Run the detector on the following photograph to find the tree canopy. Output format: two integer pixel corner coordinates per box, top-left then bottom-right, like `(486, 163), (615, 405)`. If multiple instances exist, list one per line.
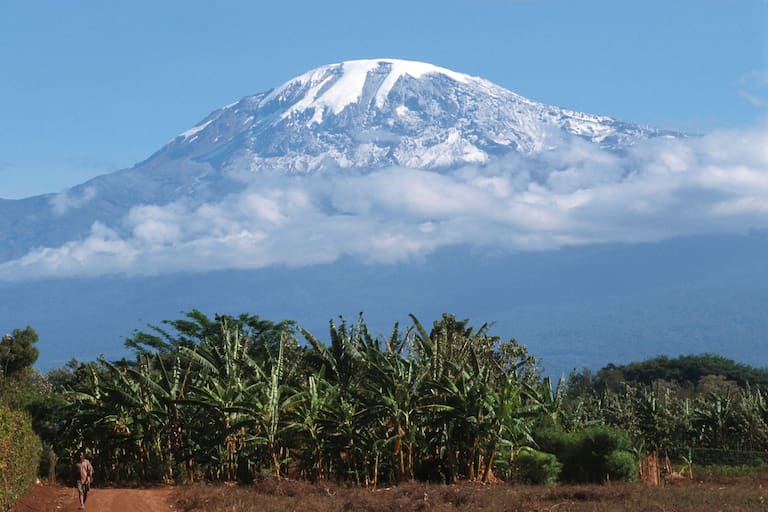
(590, 354), (768, 392)
(0, 326), (39, 378)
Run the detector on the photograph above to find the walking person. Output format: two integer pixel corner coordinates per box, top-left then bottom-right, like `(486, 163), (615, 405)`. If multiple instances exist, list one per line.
(74, 451), (94, 509)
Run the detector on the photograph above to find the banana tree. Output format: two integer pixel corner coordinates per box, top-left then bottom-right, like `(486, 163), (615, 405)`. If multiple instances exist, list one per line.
(124, 353), (194, 481)
(177, 322), (264, 481)
(358, 324), (427, 482)
(284, 373), (332, 480)
(693, 391), (738, 449)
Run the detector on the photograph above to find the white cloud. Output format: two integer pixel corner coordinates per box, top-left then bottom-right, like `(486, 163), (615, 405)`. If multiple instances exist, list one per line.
(740, 70), (768, 108)
(49, 186), (97, 215)
(1, 124), (767, 280)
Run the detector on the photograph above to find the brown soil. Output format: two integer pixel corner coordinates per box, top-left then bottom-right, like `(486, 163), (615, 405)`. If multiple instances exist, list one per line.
(15, 482), (176, 512)
(17, 474), (768, 512)
(174, 476), (768, 512)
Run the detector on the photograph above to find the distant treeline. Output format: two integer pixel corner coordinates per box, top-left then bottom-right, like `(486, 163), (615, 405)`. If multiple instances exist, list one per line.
(569, 353), (768, 397)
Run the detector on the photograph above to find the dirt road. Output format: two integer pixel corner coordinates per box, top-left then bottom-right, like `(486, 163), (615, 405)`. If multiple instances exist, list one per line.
(17, 483), (177, 512)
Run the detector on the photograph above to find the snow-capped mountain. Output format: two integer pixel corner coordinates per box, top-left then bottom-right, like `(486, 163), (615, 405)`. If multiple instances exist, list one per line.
(0, 58), (675, 262)
(156, 58), (670, 176)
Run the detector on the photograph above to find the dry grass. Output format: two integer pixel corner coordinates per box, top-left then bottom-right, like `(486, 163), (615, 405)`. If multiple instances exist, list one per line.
(173, 473), (768, 512)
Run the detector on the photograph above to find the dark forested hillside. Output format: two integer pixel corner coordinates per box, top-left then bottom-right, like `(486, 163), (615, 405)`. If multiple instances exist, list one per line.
(574, 354), (768, 394)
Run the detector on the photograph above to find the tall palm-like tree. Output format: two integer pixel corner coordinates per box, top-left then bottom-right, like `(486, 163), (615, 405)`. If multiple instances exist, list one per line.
(358, 324), (426, 482)
(178, 321), (264, 480)
(694, 391), (738, 449)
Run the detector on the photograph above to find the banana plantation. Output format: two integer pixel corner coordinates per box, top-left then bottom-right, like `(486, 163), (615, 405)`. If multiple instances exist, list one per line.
(19, 311), (768, 486)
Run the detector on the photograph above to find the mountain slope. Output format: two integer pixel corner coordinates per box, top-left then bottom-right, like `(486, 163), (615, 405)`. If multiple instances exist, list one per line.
(4, 234), (766, 377)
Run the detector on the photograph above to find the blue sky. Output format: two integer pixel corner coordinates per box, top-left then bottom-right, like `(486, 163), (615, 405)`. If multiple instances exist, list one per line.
(1, 0), (766, 199)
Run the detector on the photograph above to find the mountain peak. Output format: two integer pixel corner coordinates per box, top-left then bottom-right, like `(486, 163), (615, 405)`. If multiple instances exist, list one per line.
(164, 58), (673, 177)
(262, 59), (475, 124)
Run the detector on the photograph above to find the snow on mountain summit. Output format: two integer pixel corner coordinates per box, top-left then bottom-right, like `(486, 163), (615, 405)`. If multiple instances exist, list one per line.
(162, 58), (673, 176)
(263, 59), (474, 124)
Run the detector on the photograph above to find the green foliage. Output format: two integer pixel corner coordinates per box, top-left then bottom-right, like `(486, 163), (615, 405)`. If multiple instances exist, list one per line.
(536, 426), (636, 483)
(0, 404), (42, 511)
(125, 310), (297, 371)
(512, 448), (561, 485)
(605, 450), (638, 482)
(51, 311), (552, 485)
(33, 310), (768, 488)
(0, 369), (50, 411)
(0, 327), (39, 378)
(595, 354), (768, 391)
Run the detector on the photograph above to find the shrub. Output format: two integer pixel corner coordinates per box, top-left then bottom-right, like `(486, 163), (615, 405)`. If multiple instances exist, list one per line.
(0, 403), (41, 511)
(535, 426), (637, 484)
(606, 450), (638, 482)
(513, 449), (561, 485)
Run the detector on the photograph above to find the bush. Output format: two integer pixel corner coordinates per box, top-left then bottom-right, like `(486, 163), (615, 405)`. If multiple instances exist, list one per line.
(606, 450), (638, 482)
(0, 403), (41, 511)
(535, 426), (637, 484)
(513, 449), (561, 485)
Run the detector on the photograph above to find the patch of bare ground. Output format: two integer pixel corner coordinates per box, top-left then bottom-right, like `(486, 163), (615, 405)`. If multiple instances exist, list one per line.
(173, 473), (768, 512)
(14, 481), (70, 512)
(15, 482), (176, 512)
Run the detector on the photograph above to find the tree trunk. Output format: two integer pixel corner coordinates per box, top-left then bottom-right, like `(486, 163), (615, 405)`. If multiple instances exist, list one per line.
(640, 451), (660, 486)
(482, 447), (496, 483)
(273, 449), (281, 480)
(47, 448), (58, 484)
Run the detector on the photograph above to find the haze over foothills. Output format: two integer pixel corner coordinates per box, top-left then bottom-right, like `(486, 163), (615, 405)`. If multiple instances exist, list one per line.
(0, 1), (767, 375)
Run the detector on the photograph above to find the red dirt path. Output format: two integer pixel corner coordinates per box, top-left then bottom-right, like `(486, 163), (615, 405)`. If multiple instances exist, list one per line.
(15, 483), (176, 512)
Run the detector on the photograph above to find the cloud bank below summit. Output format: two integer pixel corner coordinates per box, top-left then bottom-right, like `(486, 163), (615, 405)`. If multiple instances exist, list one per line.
(2, 125), (767, 281)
